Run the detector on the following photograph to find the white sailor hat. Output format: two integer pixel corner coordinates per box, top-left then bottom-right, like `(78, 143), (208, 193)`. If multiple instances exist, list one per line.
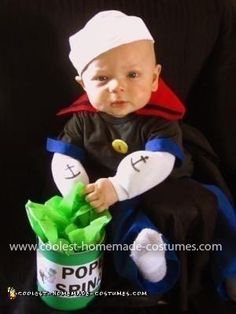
(69, 10), (154, 76)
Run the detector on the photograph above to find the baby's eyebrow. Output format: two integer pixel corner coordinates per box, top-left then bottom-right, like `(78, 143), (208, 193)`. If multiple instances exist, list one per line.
(90, 70), (108, 78)
(123, 63), (140, 69)
(93, 62), (110, 70)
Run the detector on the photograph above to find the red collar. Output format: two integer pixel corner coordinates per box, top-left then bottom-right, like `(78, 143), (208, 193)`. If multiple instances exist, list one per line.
(57, 78), (185, 121)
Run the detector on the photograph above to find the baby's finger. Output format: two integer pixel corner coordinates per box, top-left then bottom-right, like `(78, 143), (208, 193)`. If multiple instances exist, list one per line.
(85, 191), (99, 202)
(95, 205), (107, 213)
(85, 184), (95, 194)
(90, 199), (104, 209)
(91, 202), (107, 213)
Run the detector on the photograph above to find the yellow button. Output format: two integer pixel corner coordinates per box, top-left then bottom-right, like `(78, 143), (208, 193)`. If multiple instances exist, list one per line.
(112, 139), (128, 154)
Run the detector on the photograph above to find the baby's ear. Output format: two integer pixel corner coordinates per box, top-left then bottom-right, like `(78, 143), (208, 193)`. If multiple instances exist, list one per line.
(75, 76), (86, 90)
(152, 64), (162, 92)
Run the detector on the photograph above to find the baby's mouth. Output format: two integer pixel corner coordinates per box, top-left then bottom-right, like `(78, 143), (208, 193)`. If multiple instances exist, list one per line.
(111, 100), (127, 108)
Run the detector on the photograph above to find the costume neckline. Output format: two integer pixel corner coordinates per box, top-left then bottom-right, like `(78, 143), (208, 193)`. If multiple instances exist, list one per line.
(98, 112), (136, 124)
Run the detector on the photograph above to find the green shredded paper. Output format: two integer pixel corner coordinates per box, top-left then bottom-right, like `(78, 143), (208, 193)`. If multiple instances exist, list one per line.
(25, 182), (111, 254)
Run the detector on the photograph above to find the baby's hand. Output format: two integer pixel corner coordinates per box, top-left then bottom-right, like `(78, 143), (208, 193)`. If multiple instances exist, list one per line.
(85, 178), (118, 213)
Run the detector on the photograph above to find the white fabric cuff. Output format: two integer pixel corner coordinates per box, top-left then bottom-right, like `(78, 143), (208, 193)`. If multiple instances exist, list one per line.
(108, 176), (129, 201)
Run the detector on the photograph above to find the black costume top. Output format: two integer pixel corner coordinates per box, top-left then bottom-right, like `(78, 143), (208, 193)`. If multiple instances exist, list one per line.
(56, 111), (193, 182)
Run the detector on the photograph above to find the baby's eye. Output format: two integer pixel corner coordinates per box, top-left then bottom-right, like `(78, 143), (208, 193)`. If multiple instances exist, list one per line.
(96, 76), (108, 81)
(128, 71), (138, 79)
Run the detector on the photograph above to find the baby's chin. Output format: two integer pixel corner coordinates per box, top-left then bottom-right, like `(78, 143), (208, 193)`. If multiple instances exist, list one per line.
(107, 105), (139, 118)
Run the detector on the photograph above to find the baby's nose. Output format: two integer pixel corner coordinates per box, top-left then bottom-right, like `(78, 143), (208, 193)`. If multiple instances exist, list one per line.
(108, 78), (125, 92)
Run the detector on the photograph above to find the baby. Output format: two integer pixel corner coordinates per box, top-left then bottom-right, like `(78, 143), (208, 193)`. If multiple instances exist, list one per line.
(47, 10), (236, 302)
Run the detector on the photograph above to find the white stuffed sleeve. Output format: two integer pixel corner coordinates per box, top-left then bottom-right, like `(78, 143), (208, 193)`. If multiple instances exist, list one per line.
(109, 151), (175, 201)
(51, 152), (89, 196)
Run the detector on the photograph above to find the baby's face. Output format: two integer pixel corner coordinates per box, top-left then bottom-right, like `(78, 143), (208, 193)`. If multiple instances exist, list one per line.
(79, 40), (161, 118)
